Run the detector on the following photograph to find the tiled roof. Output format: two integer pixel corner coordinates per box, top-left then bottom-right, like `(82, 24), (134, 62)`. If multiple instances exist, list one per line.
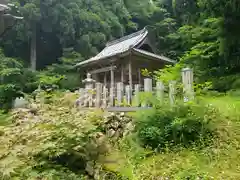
(75, 27), (175, 67)
(0, 4), (9, 12)
(132, 48), (176, 64)
(75, 28), (148, 67)
(0, 0), (8, 5)
(0, 0), (23, 19)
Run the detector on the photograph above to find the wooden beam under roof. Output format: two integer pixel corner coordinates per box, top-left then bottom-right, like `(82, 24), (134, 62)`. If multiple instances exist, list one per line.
(89, 65), (117, 74)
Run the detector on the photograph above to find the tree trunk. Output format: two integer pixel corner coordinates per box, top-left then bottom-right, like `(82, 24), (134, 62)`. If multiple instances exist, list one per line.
(0, 11), (5, 37)
(30, 24), (37, 71)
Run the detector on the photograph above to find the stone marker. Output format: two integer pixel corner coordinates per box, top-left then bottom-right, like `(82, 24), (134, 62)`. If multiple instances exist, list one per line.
(13, 97), (28, 109)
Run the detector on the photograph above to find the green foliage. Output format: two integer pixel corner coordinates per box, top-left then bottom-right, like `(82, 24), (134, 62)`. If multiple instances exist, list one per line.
(134, 101), (217, 149)
(1, 0), (239, 92)
(0, 84), (22, 110)
(211, 74), (240, 91)
(37, 72), (64, 89)
(0, 50), (23, 110)
(98, 95), (240, 179)
(2, 0), (140, 69)
(0, 91), (107, 179)
(154, 64), (182, 84)
(45, 49), (83, 91)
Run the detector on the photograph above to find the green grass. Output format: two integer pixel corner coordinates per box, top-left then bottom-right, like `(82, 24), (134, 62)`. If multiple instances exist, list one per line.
(101, 95), (240, 179)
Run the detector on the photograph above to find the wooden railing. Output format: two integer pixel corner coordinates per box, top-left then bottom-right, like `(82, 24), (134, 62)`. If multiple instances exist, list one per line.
(76, 68), (194, 109)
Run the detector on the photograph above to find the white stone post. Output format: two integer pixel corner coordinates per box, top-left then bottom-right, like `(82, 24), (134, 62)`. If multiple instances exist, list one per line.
(143, 78), (153, 107)
(181, 68), (194, 102)
(133, 84), (141, 107)
(144, 78), (153, 92)
(102, 86), (108, 108)
(156, 81), (165, 104)
(95, 83), (102, 108)
(77, 88), (85, 107)
(169, 81), (176, 106)
(125, 85), (132, 106)
(109, 87), (115, 107)
(116, 82), (124, 106)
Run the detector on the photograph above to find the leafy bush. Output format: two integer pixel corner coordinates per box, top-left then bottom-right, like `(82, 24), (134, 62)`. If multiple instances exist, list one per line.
(44, 49), (83, 91)
(0, 91), (108, 179)
(211, 74), (240, 92)
(20, 68), (39, 93)
(134, 101), (217, 149)
(58, 73), (82, 91)
(0, 84), (22, 111)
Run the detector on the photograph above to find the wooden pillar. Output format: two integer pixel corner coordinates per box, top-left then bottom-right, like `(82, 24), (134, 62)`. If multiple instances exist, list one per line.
(110, 66), (115, 106)
(104, 72), (107, 87)
(111, 66), (114, 89)
(92, 74), (98, 82)
(121, 64), (124, 83)
(128, 59), (132, 90)
(138, 68), (141, 85)
(95, 74), (99, 82)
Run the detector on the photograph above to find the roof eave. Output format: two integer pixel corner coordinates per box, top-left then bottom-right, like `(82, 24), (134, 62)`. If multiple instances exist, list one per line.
(75, 50), (131, 68)
(75, 28), (149, 68)
(132, 49), (176, 64)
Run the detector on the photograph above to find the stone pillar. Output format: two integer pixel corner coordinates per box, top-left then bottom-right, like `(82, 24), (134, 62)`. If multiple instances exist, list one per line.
(116, 82), (124, 106)
(169, 81), (176, 106)
(181, 68), (194, 102)
(143, 78), (153, 107)
(156, 81), (165, 104)
(102, 86), (108, 108)
(144, 78), (153, 92)
(125, 85), (131, 106)
(133, 84), (141, 107)
(95, 83), (102, 108)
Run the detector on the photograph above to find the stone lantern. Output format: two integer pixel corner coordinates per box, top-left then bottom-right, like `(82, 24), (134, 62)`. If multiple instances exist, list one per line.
(82, 73), (96, 107)
(181, 67), (194, 102)
(82, 73), (96, 90)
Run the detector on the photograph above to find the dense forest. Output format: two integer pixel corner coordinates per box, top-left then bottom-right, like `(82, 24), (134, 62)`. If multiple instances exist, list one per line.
(0, 0), (240, 179)
(1, 0), (240, 96)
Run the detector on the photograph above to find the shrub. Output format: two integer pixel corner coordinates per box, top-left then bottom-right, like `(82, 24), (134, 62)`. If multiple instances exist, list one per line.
(0, 92), (107, 179)
(0, 84), (22, 111)
(134, 101), (217, 150)
(59, 73), (82, 91)
(211, 74), (240, 92)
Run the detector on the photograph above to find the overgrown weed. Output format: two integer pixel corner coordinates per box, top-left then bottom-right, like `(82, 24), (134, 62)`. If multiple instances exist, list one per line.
(102, 95), (240, 179)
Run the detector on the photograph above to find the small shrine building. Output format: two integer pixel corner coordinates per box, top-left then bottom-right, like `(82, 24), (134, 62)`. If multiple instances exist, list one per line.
(75, 27), (176, 89)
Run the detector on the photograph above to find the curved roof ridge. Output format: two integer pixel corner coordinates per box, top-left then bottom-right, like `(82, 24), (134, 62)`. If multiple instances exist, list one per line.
(106, 27), (147, 47)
